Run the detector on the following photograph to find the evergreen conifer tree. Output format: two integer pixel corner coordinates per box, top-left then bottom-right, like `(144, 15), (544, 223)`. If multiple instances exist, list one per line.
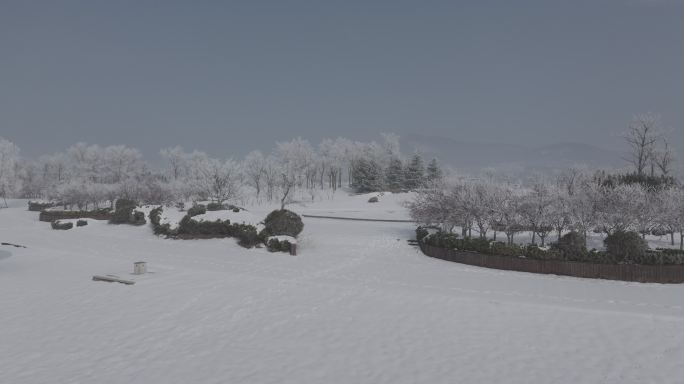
(426, 158), (443, 184)
(404, 153), (425, 190)
(385, 157), (405, 192)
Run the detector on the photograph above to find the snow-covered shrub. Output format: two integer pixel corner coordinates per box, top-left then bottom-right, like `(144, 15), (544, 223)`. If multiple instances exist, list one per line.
(76, 219), (88, 227)
(368, 196), (379, 203)
(149, 206), (163, 226)
(177, 216), (226, 236)
(261, 209), (304, 237)
(174, 215), (259, 247)
(187, 204), (207, 217)
(232, 223), (259, 248)
(51, 220), (73, 230)
(267, 237), (293, 253)
(604, 231), (648, 263)
(149, 206), (172, 236)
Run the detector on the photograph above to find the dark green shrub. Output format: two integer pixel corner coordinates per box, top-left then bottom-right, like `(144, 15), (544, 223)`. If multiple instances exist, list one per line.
(262, 209), (304, 237)
(635, 249), (684, 265)
(424, 232), (460, 249)
(523, 245), (561, 260)
(206, 202), (226, 211)
(51, 220), (73, 230)
(29, 201), (56, 212)
(458, 237), (491, 254)
(368, 196), (379, 203)
(149, 206), (173, 236)
(267, 237), (293, 253)
(178, 216), (228, 236)
(604, 231), (648, 263)
(131, 210), (146, 226)
(149, 206), (163, 226)
(416, 227), (430, 242)
(232, 207), (240, 213)
(231, 223), (259, 248)
(110, 199), (137, 224)
(187, 204), (207, 217)
(551, 231), (587, 260)
(491, 242), (523, 257)
(76, 220), (88, 227)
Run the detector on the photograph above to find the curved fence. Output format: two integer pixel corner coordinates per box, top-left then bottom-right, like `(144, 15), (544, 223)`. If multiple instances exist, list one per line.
(419, 243), (684, 284)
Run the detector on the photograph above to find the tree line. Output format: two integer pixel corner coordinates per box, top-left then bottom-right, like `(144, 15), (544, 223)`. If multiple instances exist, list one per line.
(0, 133), (441, 209)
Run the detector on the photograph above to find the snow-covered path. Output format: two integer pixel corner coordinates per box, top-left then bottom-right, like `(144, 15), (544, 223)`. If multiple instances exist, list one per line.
(2, 203), (684, 383)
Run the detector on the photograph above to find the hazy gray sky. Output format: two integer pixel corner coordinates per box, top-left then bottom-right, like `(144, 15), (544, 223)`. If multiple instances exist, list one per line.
(2, 0), (683, 159)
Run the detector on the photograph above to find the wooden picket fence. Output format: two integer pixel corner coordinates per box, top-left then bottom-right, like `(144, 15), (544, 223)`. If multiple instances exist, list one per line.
(420, 243), (684, 284)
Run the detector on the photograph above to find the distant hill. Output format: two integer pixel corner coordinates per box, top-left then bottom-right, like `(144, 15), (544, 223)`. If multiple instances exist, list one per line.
(401, 134), (625, 175)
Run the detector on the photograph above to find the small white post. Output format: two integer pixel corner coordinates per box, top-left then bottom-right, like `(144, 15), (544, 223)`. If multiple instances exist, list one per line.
(133, 262), (147, 275)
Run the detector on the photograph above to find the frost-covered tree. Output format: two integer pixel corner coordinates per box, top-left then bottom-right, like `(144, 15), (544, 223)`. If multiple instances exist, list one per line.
(496, 186), (526, 245)
(470, 182), (497, 239)
(596, 184), (641, 235)
(194, 157), (241, 205)
(549, 186), (572, 242)
(0, 138), (20, 206)
(519, 180), (553, 245)
(243, 150), (266, 202)
(160, 146), (187, 180)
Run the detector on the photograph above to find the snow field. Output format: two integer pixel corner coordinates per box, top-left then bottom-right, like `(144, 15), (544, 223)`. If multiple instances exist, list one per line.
(1, 195), (684, 383)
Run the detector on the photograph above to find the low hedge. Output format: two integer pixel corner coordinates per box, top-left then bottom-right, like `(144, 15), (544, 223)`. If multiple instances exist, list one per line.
(187, 204), (207, 217)
(76, 220), (88, 227)
(149, 206), (172, 236)
(148, 206), (260, 248)
(28, 201), (57, 212)
(206, 202), (226, 211)
(417, 227), (684, 265)
(39, 209), (112, 222)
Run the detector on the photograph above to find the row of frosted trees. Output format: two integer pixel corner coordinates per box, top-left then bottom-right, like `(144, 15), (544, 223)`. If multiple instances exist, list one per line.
(408, 169), (684, 249)
(0, 134), (441, 209)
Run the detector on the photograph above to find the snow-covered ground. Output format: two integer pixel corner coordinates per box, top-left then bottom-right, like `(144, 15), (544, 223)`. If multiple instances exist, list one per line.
(2, 194), (684, 383)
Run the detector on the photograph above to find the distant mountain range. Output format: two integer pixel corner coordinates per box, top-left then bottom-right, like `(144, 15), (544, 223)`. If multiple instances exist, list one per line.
(401, 134), (626, 176)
